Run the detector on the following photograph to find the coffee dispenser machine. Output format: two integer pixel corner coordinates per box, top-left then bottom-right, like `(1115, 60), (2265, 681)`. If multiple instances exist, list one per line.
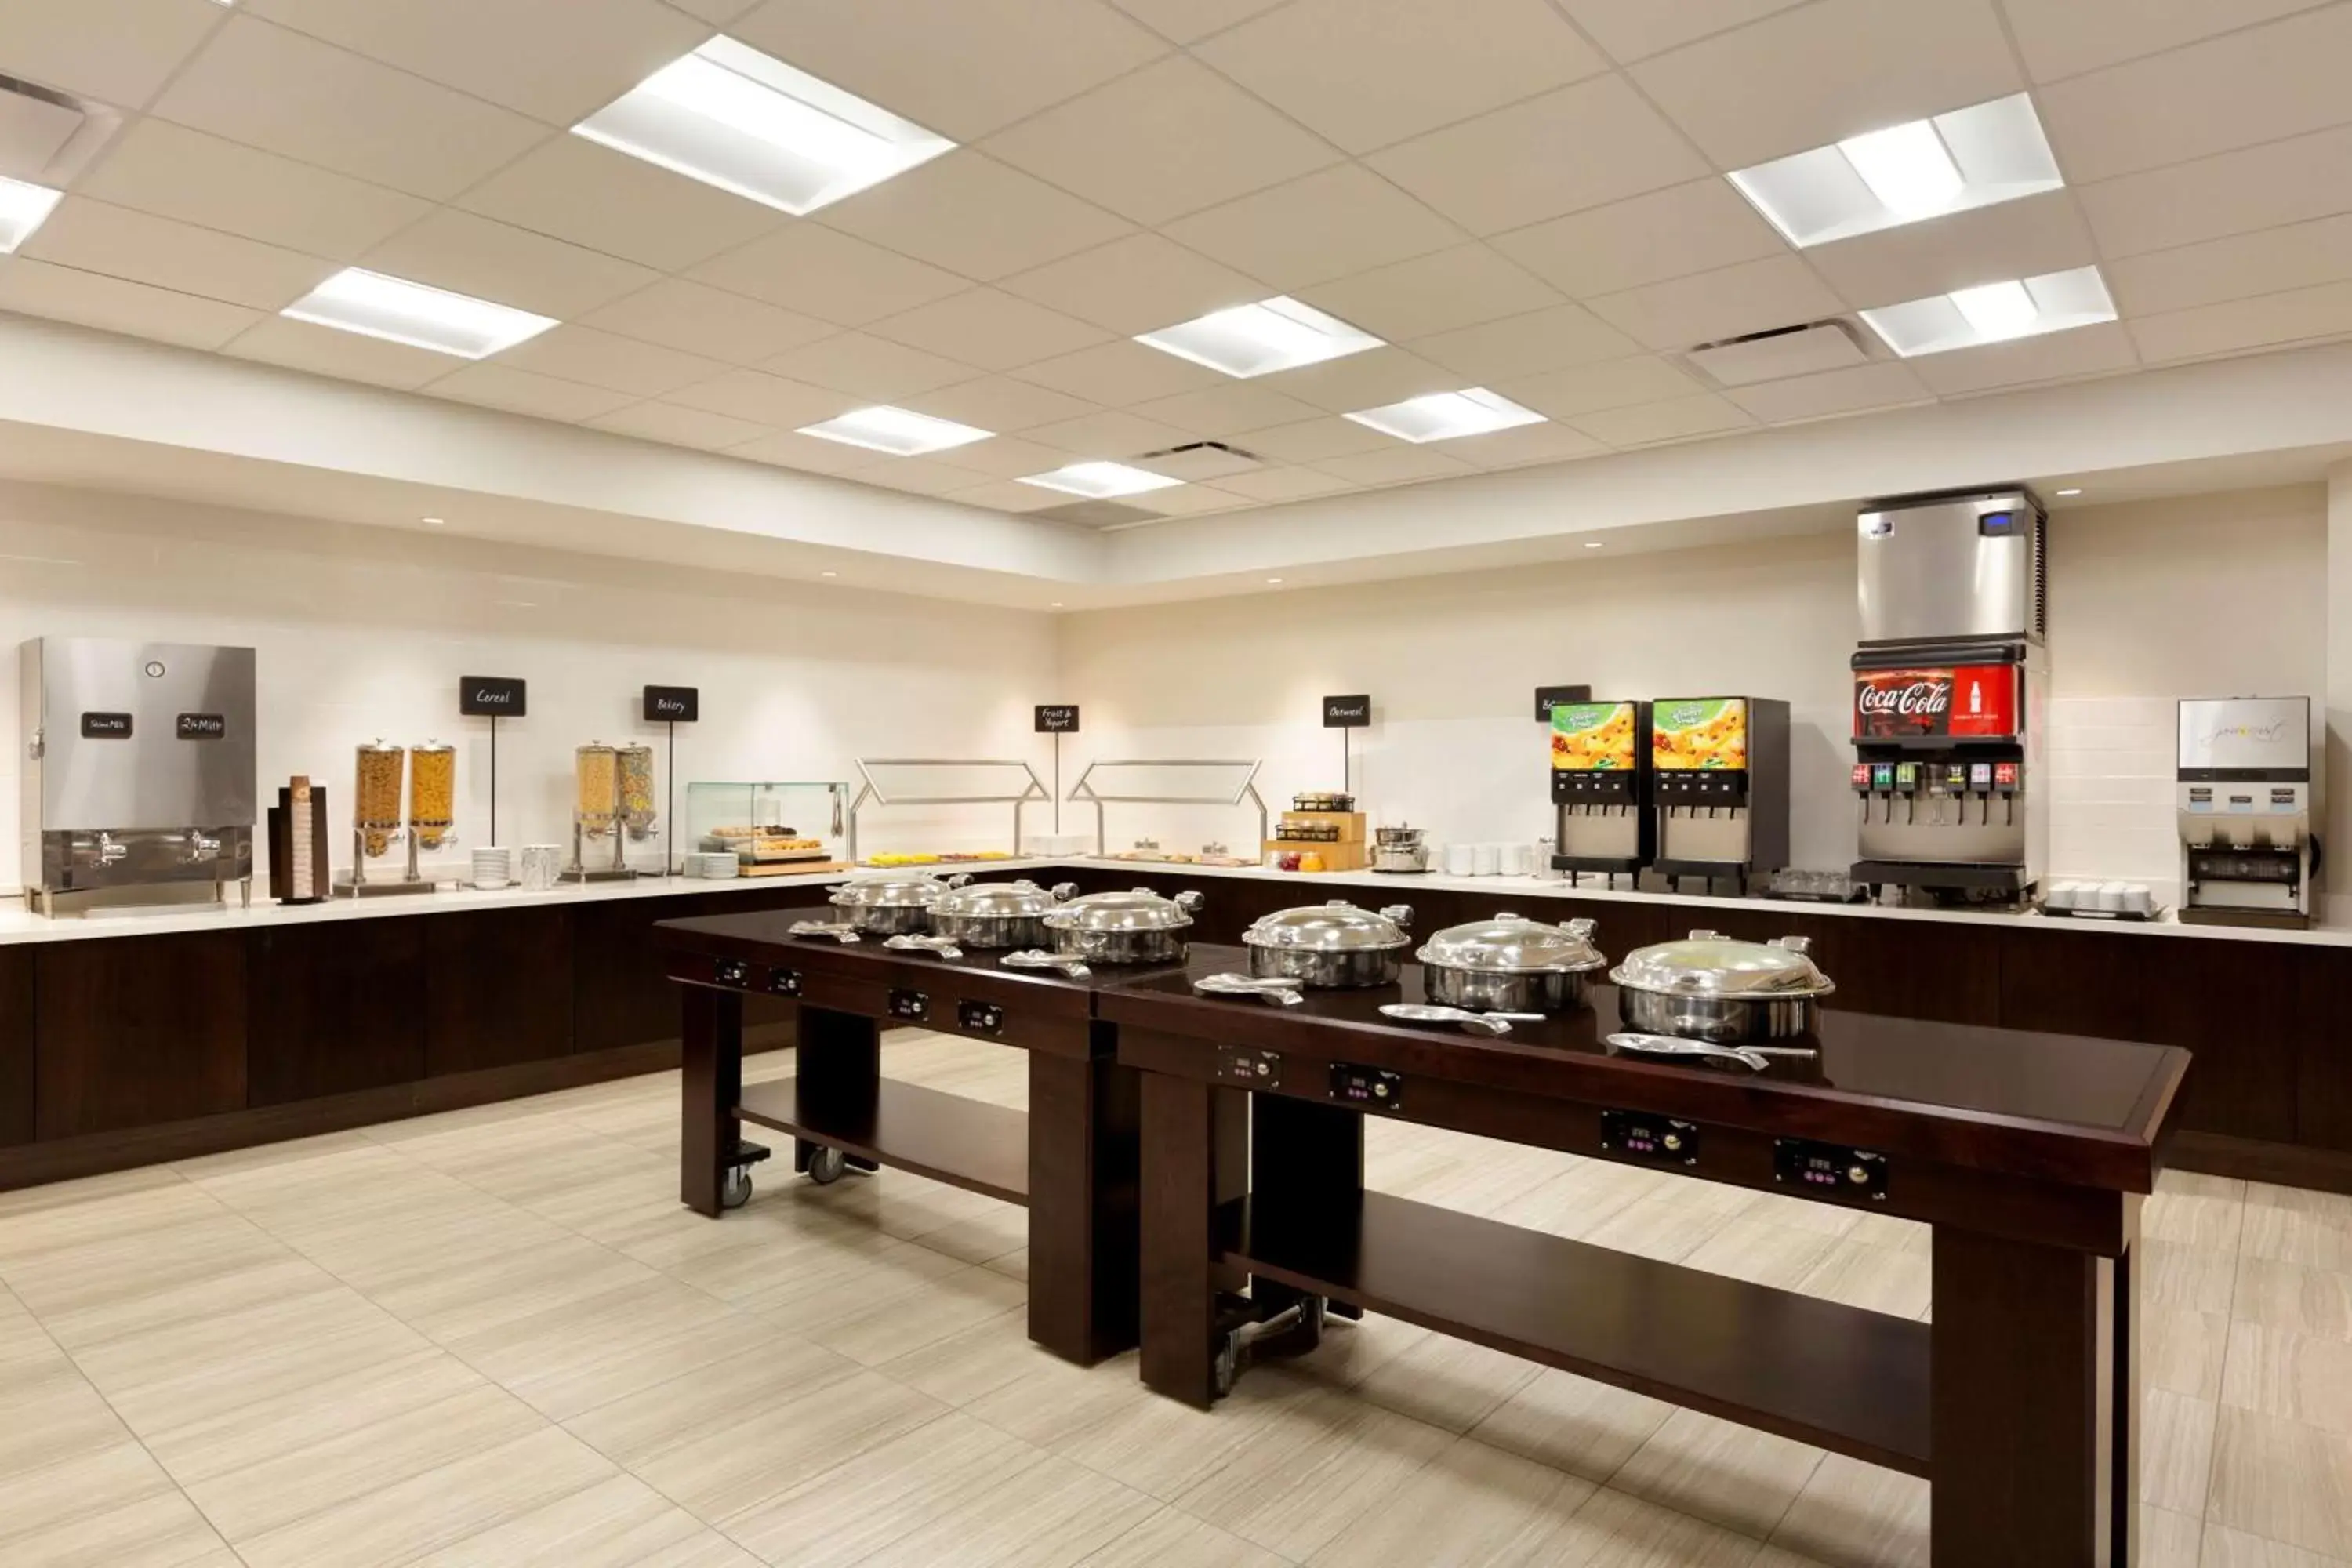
(1650, 696), (1790, 895)
(1848, 488), (2049, 904)
(2177, 696), (2316, 927)
(1548, 699), (1652, 886)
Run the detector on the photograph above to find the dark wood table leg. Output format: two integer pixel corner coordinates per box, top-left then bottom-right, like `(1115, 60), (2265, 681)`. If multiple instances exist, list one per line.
(793, 1005), (879, 1174)
(1139, 1071), (1247, 1407)
(1933, 1214), (2136, 1566)
(680, 985), (741, 1217)
(1027, 1031), (1141, 1365)
(1250, 1094), (1364, 1319)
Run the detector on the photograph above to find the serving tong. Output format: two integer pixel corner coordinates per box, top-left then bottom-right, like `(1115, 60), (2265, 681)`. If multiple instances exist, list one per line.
(1192, 972), (1305, 1007)
(787, 920), (861, 942)
(883, 934), (964, 960)
(1604, 1031), (1818, 1073)
(1378, 1002), (1548, 1036)
(1001, 949), (1092, 977)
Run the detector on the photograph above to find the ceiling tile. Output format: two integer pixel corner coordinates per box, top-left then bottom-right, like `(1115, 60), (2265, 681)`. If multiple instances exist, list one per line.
(582, 278), (838, 365)
(242, 0), (706, 126)
(1297, 244), (1561, 343)
(73, 120), (431, 261)
(865, 289), (1109, 372)
(668, 0), (759, 20)
(425, 362), (638, 422)
(1123, 481), (1247, 516)
(1105, 0), (1286, 44)
(1585, 256), (1843, 352)
(1628, 0), (2021, 167)
(898, 432), (1080, 478)
(898, 377), (1099, 434)
(0, 0), (226, 107)
(1022, 408), (1198, 458)
(726, 429), (882, 473)
(362, 209), (658, 319)
(1440, 420), (1606, 468)
(849, 456), (1003, 497)
(818, 152), (1134, 283)
(1194, 0), (1605, 155)
(1229, 415), (1396, 462)
(0, 258), (259, 350)
(1251, 347), (1463, 414)
(2075, 123), (2352, 259)
(2106, 214), (2352, 318)
(1011, 339), (1229, 404)
(939, 477), (1069, 512)
(1556, 0), (1807, 64)
(729, 0), (1167, 142)
(1410, 303), (1642, 381)
(998, 234), (1265, 336)
(1312, 445), (1474, 485)
(151, 16), (549, 201)
(1571, 392), (1755, 447)
(493, 324), (730, 397)
(690, 225), (971, 326)
(758, 332), (975, 401)
(666, 367), (860, 426)
(1211, 464), (1358, 501)
(1161, 164), (1464, 292)
(2000, 0), (2328, 84)
(1492, 179), (1785, 301)
(1722, 361), (1929, 423)
(1494, 354), (1707, 418)
(2128, 281), (2352, 365)
(456, 137), (786, 274)
(222, 315), (457, 387)
(1806, 191), (2098, 310)
(2036, 5), (2352, 185)
(586, 399), (774, 449)
(1907, 320), (2139, 394)
(1128, 383), (1327, 436)
(20, 198), (334, 311)
(983, 55), (1342, 227)
(1365, 75), (1708, 236)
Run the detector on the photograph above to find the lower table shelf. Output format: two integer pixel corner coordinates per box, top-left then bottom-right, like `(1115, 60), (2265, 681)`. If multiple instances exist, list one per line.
(1225, 1190), (1931, 1477)
(738, 1077), (1029, 1207)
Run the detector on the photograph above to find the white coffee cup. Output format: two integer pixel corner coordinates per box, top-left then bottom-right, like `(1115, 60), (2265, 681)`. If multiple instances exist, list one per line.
(1473, 843), (1501, 877)
(1443, 843), (1475, 877)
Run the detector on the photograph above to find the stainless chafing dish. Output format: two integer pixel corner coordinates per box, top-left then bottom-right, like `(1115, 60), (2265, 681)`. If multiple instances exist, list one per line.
(827, 871), (967, 935)
(927, 878), (1076, 949)
(1417, 913), (1606, 1013)
(1243, 900), (1414, 989)
(1607, 930), (1834, 1042)
(1041, 887), (1203, 964)
(1370, 823), (1430, 874)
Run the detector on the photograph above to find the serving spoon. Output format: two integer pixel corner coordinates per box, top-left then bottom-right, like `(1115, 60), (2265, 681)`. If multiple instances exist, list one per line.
(1603, 1032), (1818, 1072)
(1379, 1002), (1547, 1036)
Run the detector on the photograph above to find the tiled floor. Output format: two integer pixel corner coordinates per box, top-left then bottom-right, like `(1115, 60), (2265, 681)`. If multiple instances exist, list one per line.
(0, 1031), (2346, 1566)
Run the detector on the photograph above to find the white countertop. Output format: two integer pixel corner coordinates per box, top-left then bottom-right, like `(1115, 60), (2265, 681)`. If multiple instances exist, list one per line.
(2, 855), (2347, 949)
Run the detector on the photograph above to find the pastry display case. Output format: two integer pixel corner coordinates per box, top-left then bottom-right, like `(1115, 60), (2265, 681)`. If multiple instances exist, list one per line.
(684, 780), (850, 877)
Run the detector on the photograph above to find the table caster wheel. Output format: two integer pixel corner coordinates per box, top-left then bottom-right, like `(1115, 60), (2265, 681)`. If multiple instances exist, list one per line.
(720, 1167), (753, 1210)
(806, 1146), (848, 1185)
(1212, 1329), (1240, 1399)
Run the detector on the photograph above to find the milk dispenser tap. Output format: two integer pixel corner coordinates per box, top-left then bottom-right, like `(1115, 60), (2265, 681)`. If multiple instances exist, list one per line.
(2177, 696), (2317, 927)
(1548, 700), (1653, 887)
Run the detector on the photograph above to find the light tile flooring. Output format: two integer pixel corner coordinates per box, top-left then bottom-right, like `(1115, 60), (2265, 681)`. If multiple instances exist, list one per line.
(0, 1031), (2347, 1566)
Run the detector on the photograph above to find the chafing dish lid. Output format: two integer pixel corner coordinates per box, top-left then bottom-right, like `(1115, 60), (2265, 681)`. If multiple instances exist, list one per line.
(1243, 900), (1414, 952)
(1042, 887), (1200, 932)
(932, 879), (1069, 918)
(829, 873), (956, 910)
(1607, 930), (1835, 999)
(1417, 913), (1604, 975)
(1374, 823), (1425, 845)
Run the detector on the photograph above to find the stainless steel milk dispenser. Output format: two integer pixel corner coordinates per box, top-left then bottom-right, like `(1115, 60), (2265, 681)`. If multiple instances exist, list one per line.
(2177, 696), (2315, 927)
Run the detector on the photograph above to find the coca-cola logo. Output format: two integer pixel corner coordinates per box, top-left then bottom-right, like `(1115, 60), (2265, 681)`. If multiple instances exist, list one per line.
(1857, 680), (1951, 717)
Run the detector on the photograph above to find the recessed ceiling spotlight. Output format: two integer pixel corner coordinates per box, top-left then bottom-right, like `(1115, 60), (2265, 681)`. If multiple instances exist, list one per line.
(282, 268), (556, 358)
(1050, 601), (1063, 608)
(1136, 296), (1381, 379)
(574, 36), (953, 216)
(2055, 488), (2083, 497)
(420, 516), (445, 526)
(0, 176), (64, 254)
(821, 570), (837, 577)
(1265, 577), (1283, 584)
(1344, 387), (1544, 444)
(1584, 540), (1604, 549)
(1016, 461), (1181, 499)
(797, 405), (992, 456)
(1727, 93), (2063, 249)
(1859, 266), (2116, 358)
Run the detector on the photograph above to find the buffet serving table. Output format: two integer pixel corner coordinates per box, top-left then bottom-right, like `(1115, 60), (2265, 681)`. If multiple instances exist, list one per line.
(1103, 947), (2188, 1568)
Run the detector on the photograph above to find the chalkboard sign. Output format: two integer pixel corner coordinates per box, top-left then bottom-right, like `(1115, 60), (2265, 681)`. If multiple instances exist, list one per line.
(176, 713), (227, 739)
(643, 685), (699, 723)
(1035, 704), (1080, 733)
(79, 711), (132, 739)
(459, 676), (526, 717)
(1322, 694), (1371, 728)
(1535, 684), (1594, 722)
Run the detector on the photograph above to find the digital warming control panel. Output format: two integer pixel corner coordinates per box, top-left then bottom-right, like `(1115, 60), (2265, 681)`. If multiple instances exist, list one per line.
(1329, 1062), (1403, 1112)
(1216, 1046), (1282, 1088)
(712, 956), (751, 988)
(886, 989), (930, 1023)
(766, 967), (803, 997)
(1600, 1110), (1699, 1167)
(1773, 1138), (1888, 1201)
(956, 1000), (1004, 1036)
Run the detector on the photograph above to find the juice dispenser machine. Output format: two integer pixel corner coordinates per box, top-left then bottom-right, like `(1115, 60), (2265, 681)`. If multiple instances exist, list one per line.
(1849, 487), (2048, 903)
(1650, 695), (1790, 895)
(1548, 699), (1651, 886)
(2177, 695), (2317, 927)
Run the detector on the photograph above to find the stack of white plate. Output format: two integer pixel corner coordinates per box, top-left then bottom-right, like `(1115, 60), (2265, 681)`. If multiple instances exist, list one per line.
(471, 846), (513, 890)
(687, 851), (739, 879)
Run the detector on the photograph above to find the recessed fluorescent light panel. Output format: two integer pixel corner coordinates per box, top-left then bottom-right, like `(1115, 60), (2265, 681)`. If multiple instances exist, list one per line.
(1135, 296), (1382, 379)
(797, 405), (991, 456)
(1344, 387), (1544, 444)
(574, 36), (953, 216)
(1859, 266), (2116, 358)
(281, 268), (556, 358)
(1017, 461), (1183, 499)
(0, 176), (62, 253)
(1728, 93), (2063, 249)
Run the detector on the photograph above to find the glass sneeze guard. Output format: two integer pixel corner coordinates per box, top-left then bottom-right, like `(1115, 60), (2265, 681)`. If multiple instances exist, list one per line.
(1067, 759), (1268, 857)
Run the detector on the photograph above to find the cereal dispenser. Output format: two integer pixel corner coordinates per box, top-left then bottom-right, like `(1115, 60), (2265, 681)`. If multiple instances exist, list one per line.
(409, 740), (456, 851)
(564, 742), (636, 882)
(341, 740), (433, 896)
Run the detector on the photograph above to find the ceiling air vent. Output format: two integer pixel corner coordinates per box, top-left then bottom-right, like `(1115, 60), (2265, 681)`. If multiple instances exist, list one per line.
(0, 72), (118, 185)
(1132, 440), (1265, 481)
(1686, 321), (1870, 387)
(1033, 499), (1167, 528)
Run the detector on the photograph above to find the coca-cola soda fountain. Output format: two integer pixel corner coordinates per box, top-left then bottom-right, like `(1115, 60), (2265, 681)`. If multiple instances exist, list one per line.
(1849, 488), (2049, 905)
